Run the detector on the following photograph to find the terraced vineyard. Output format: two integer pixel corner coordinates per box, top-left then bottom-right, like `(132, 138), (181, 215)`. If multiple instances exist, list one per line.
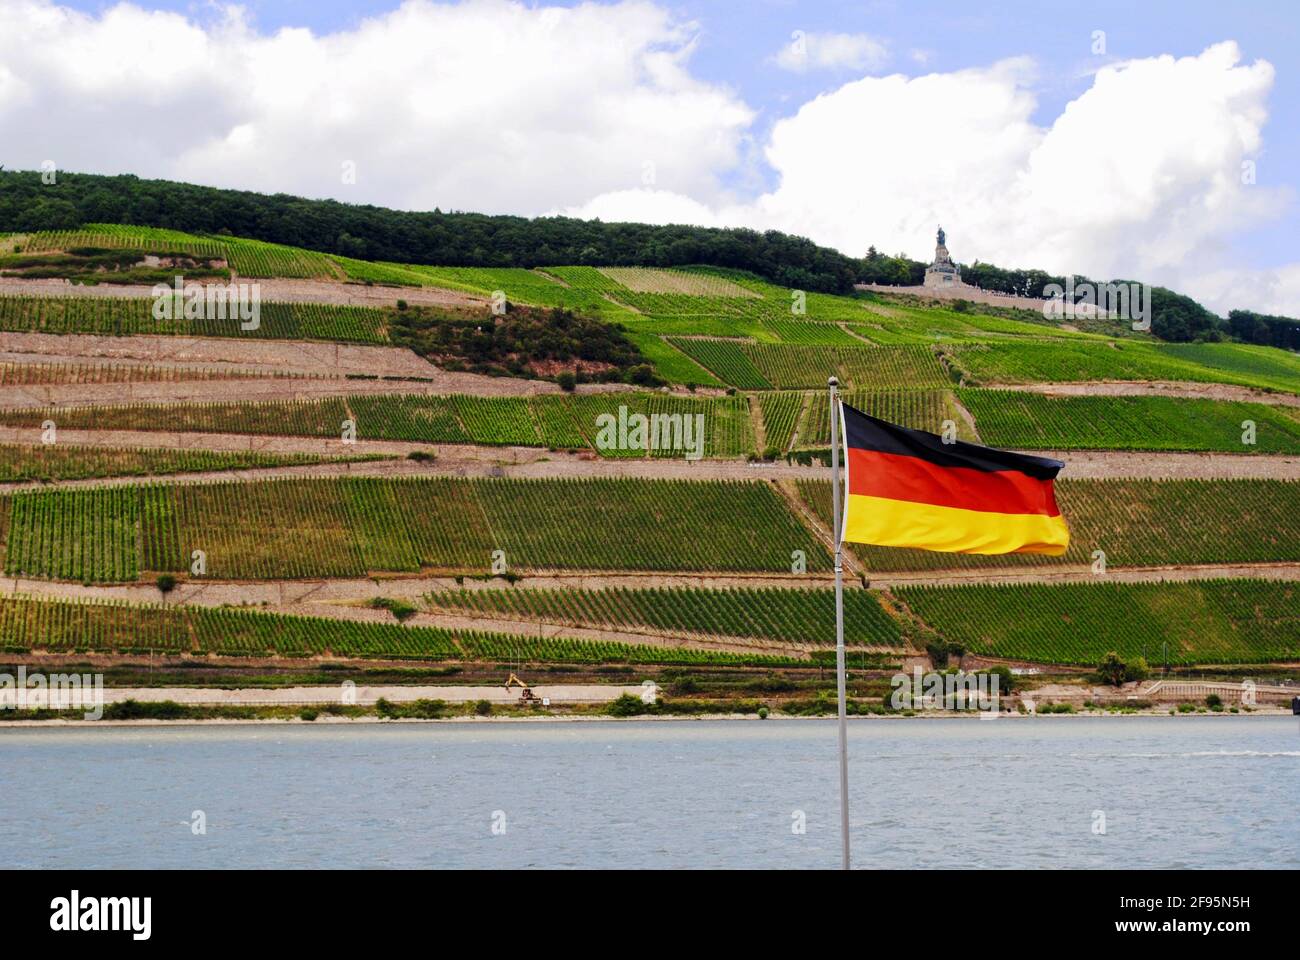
(4, 219), (1300, 673)
(597, 267), (761, 297)
(15, 226), (228, 259)
(950, 340), (1300, 393)
(797, 478), (1300, 571)
(899, 579), (1300, 665)
(960, 390), (1300, 453)
(800, 389), (974, 447)
(668, 340), (950, 389)
(0, 360), (289, 385)
(2, 476), (832, 581)
(425, 585), (910, 648)
(757, 392), (805, 451)
(0, 296), (386, 342)
(0, 391), (756, 457)
(0, 445), (371, 483)
(0, 593), (797, 665)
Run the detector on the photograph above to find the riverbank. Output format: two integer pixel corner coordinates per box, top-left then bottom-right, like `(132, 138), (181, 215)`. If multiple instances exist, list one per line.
(2, 705), (1290, 726)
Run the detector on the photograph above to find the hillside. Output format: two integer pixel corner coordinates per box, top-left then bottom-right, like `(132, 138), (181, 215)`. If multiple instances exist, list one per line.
(0, 219), (1295, 717)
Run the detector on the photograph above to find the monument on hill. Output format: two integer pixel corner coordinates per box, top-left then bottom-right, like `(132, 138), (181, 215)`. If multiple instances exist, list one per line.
(923, 225), (961, 289)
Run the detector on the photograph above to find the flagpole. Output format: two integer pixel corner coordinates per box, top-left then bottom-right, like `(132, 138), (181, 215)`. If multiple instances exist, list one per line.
(828, 375), (850, 870)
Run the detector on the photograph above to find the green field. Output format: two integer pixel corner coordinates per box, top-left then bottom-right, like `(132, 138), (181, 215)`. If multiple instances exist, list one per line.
(0, 593), (799, 665)
(424, 585), (910, 649)
(899, 579), (1300, 665)
(2, 476), (831, 582)
(959, 390), (1300, 453)
(797, 478), (1300, 572)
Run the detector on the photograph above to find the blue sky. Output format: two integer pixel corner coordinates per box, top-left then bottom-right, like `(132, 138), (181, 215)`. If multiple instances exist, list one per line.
(14, 0), (1300, 310)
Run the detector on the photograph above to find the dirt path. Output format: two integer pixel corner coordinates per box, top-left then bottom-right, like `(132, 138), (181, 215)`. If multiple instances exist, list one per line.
(1018, 449), (1300, 479)
(866, 561), (1300, 587)
(0, 277), (483, 309)
(0, 428), (1297, 491)
(992, 380), (1300, 407)
(8, 561), (1294, 617)
(5, 682), (644, 708)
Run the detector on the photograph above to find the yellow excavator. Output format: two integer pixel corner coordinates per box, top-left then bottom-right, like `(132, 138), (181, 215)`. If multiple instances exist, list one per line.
(505, 673), (541, 703)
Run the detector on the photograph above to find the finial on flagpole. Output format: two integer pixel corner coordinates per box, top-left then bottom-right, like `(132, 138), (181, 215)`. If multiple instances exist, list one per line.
(828, 375), (838, 387)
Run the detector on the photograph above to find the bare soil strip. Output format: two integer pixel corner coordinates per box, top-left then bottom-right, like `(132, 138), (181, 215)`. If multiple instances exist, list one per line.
(991, 380), (1300, 407)
(0, 277), (483, 308)
(1018, 449), (1300, 479)
(0, 331), (440, 377)
(7, 683), (643, 708)
(865, 562), (1300, 587)
(0, 428), (1295, 489)
(5, 562), (1296, 614)
(0, 370), (576, 408)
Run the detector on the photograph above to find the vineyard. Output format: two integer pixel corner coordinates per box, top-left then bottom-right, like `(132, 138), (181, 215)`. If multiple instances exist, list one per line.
(424, 585), (911, 649)
(800, 389), (975, 447)
(0, 296), (387, 342)
(960, 390), (1300, 453)
(898, 579), (1300, 665)
(797, 477), (1300, 572)
(1, 476), (832, 581)
(757, 392), (805, 451)
(597, 267), (761, 297)
(949, 340), (1300, 393)
(0, 391), (756, 457)
(0, 593), (799, 665)
(0, 444), (369, 483)
(0, 360), (292, 385)
(666, 340), (950, 389)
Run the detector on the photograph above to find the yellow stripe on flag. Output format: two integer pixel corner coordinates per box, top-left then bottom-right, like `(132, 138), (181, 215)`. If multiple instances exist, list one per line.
(843, 494), (1070, 556)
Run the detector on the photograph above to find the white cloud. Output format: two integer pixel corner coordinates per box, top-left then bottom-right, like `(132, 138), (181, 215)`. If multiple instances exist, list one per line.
(579, 42), (1293, 315)
(1182, 263), (1300, 317)
(772, 31), (888, 74)
(555, 188), (723, 226)
(0, 0), (753, 215)
(0, 2), (1292, 315)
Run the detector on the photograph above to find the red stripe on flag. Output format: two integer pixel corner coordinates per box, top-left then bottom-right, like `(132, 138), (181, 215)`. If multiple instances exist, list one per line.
(847, 447), (1061, 516)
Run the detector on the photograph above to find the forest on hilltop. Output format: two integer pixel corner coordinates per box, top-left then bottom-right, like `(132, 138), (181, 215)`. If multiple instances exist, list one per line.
(2, 169), (1295, 348)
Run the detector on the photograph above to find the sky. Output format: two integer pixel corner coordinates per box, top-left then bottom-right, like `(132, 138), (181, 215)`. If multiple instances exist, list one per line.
(1, 0), (1297, 315)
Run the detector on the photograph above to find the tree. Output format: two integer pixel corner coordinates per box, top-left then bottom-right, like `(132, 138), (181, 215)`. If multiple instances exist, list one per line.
(1098, 651), (1128, 686)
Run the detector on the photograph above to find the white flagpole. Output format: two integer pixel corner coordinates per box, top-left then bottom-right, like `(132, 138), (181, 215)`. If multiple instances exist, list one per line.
(828, 375), (850, 870)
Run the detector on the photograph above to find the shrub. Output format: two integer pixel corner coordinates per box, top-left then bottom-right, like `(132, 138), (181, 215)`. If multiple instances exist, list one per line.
(608, 693), (645, 717)
(473, 698), (492, 716)
(984, 665), (1015, 694)
(299, 708), (318, 721)
(156, 574), (177, 594)
(1125, 656), (1150, 682)
(103, 699), (187, 720)
(1206, 693), (1222, 708)
(396, 299), (408, 311)
(757, 706), (769, 719)
(556, 371), (577, 392)
(369, 597), (419, 622)
(407, 450), (436, 462)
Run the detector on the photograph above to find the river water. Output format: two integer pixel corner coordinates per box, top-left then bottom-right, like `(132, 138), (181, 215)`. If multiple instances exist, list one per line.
(2, 716), (1296, 869)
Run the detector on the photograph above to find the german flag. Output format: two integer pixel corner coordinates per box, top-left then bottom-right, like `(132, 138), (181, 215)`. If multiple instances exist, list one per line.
(839, 403), (1069, 556)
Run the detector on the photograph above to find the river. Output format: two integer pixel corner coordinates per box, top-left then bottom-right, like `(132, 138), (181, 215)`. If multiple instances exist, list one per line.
(2, 716), (1296, 868)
